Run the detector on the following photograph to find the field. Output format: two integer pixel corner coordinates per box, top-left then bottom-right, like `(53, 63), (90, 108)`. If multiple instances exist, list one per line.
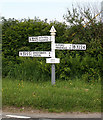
(2, 78), (101, 113)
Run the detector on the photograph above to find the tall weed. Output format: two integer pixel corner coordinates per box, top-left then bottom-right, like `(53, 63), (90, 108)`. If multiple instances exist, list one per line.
(7, 57), (51, 82)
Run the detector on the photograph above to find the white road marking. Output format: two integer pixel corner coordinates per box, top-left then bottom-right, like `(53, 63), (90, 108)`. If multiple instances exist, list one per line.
(39, 119), (53, 120)
(6, 115), (31, 119)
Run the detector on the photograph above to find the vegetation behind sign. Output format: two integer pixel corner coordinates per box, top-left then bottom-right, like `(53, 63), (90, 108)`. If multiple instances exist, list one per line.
(2, 6), (103, 82)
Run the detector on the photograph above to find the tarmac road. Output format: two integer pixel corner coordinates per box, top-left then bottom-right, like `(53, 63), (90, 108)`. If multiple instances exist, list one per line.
(1, 116), (103, 120)
(1, 112), (102, 120)
(1, 107), (102, 120)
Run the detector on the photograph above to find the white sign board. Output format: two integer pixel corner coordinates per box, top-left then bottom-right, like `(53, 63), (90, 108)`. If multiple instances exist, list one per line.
(55, 43), (72, 50)
(72, 44), (86, 50)
(29, 36), (52, 42)
(46, 58), (60, 63)
(19, 51), (52, 57)
(55, 43), (86, 50)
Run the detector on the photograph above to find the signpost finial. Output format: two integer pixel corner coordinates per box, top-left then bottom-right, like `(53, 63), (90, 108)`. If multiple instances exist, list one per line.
(50, 26), (56, 33)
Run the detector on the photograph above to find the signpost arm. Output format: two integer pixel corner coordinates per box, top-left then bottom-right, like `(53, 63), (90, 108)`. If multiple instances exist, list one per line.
(50, 26), (56, 85)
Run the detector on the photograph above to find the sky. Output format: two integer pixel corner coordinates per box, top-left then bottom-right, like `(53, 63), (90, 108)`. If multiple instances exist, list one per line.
(0, 0), (103, 23)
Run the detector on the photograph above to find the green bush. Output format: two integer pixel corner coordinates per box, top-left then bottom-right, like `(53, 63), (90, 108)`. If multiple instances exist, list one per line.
(2, 5), (103, 82)
(7, 57), (51, 82)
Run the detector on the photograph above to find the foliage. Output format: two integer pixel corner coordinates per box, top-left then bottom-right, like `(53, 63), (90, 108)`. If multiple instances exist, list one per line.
(2, 4), (103, 82)
(7, 57), (51, 82)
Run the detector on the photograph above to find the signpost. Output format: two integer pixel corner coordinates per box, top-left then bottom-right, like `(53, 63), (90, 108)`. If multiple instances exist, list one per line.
(19, 26), (86, 85)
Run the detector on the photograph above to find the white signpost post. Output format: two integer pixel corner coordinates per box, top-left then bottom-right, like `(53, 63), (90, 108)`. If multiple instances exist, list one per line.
(19, 26), (86, 85)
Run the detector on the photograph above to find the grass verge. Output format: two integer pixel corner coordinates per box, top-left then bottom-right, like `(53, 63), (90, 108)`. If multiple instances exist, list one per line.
(2, 78), (101, 113)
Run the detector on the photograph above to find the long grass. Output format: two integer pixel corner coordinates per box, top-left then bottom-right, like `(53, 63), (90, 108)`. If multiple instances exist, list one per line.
(2, 78), (101, 112)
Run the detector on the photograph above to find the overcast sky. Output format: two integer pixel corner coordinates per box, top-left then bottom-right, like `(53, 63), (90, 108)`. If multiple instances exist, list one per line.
(0, 0), (102, 23)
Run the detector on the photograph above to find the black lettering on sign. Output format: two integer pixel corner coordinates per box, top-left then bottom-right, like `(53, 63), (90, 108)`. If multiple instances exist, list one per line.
(72, 45), (76, 49)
